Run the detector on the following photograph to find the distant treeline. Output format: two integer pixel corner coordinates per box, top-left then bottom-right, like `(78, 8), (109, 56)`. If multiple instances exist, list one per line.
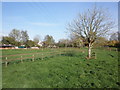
(1, 29), (120, 48)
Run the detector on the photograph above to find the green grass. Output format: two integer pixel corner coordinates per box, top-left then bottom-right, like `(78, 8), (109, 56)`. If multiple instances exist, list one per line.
(1, 48), (65, 63)
(2, 48), (119, 88)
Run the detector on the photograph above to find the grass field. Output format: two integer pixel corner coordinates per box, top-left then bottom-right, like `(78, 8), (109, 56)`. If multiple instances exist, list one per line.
(1, 47), (120, 88)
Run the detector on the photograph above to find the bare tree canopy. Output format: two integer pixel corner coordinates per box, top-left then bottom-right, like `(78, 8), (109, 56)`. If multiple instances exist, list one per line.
(9, 29), (21, 42)
(9, 29), (29, 44)
(20, 30), (29, 44)
(43, 35), (55, 46)
(33, 35), (41, 44)
(67, 6), (115, 58)
(110, 31), (119, 41)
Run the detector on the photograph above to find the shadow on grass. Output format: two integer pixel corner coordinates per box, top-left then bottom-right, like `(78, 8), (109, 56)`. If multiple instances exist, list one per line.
(61, 50), (86, 58)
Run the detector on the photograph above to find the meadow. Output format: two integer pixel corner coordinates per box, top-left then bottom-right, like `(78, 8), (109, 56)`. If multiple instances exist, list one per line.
(1, 47), (119, 88)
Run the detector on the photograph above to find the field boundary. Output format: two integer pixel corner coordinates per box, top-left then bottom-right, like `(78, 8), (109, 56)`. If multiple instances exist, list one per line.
(2, 50), (66, 67)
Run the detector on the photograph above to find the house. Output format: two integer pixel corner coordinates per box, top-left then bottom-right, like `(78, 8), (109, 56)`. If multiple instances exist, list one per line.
(31, 47), (39, 49)
(0, 44), (15, 49)
(47, 45), (57, 48)
(53, 45), (57, 48)
(38, 41), (43, 47)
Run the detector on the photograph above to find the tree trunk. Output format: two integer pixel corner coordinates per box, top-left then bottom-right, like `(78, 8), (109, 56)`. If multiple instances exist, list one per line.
(88, 43), (92, 59)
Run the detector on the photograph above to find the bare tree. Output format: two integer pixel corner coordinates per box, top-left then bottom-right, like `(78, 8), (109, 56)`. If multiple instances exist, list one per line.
(9, 29), (29, 45)
(33, 35), (41, 44)
(69, 33), (84, 47)
(110, 31), (119, 41)
(43, 35), (55, 46)
(20, 30), (29, 45)
(9, 29), (21, 42)
(67, 6), (114, 59)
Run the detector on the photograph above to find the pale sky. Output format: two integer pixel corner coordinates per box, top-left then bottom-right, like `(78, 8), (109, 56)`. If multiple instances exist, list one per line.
(2, 2), (118, 42)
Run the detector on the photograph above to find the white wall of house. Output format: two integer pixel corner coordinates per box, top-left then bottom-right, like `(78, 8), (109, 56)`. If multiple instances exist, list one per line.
(38, 41), (43, 47)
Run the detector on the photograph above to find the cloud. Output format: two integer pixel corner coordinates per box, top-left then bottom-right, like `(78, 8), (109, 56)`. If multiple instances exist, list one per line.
(0, 32), (8, 41)
(31, 22), (59, 26)
(0, 32), (8, 37)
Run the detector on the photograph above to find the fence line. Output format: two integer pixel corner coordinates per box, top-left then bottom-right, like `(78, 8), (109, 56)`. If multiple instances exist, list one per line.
(1, 50), (62, 58)
(2, 50), (66, 67)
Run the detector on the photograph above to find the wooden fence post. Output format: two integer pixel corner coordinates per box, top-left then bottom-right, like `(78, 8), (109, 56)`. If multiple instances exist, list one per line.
(32, 54), (34, 61)
(42, 48), (43, 60)
(116, 48), (117, 52)
(5, 57), (8, 67)
(21, 56), (23, 63)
